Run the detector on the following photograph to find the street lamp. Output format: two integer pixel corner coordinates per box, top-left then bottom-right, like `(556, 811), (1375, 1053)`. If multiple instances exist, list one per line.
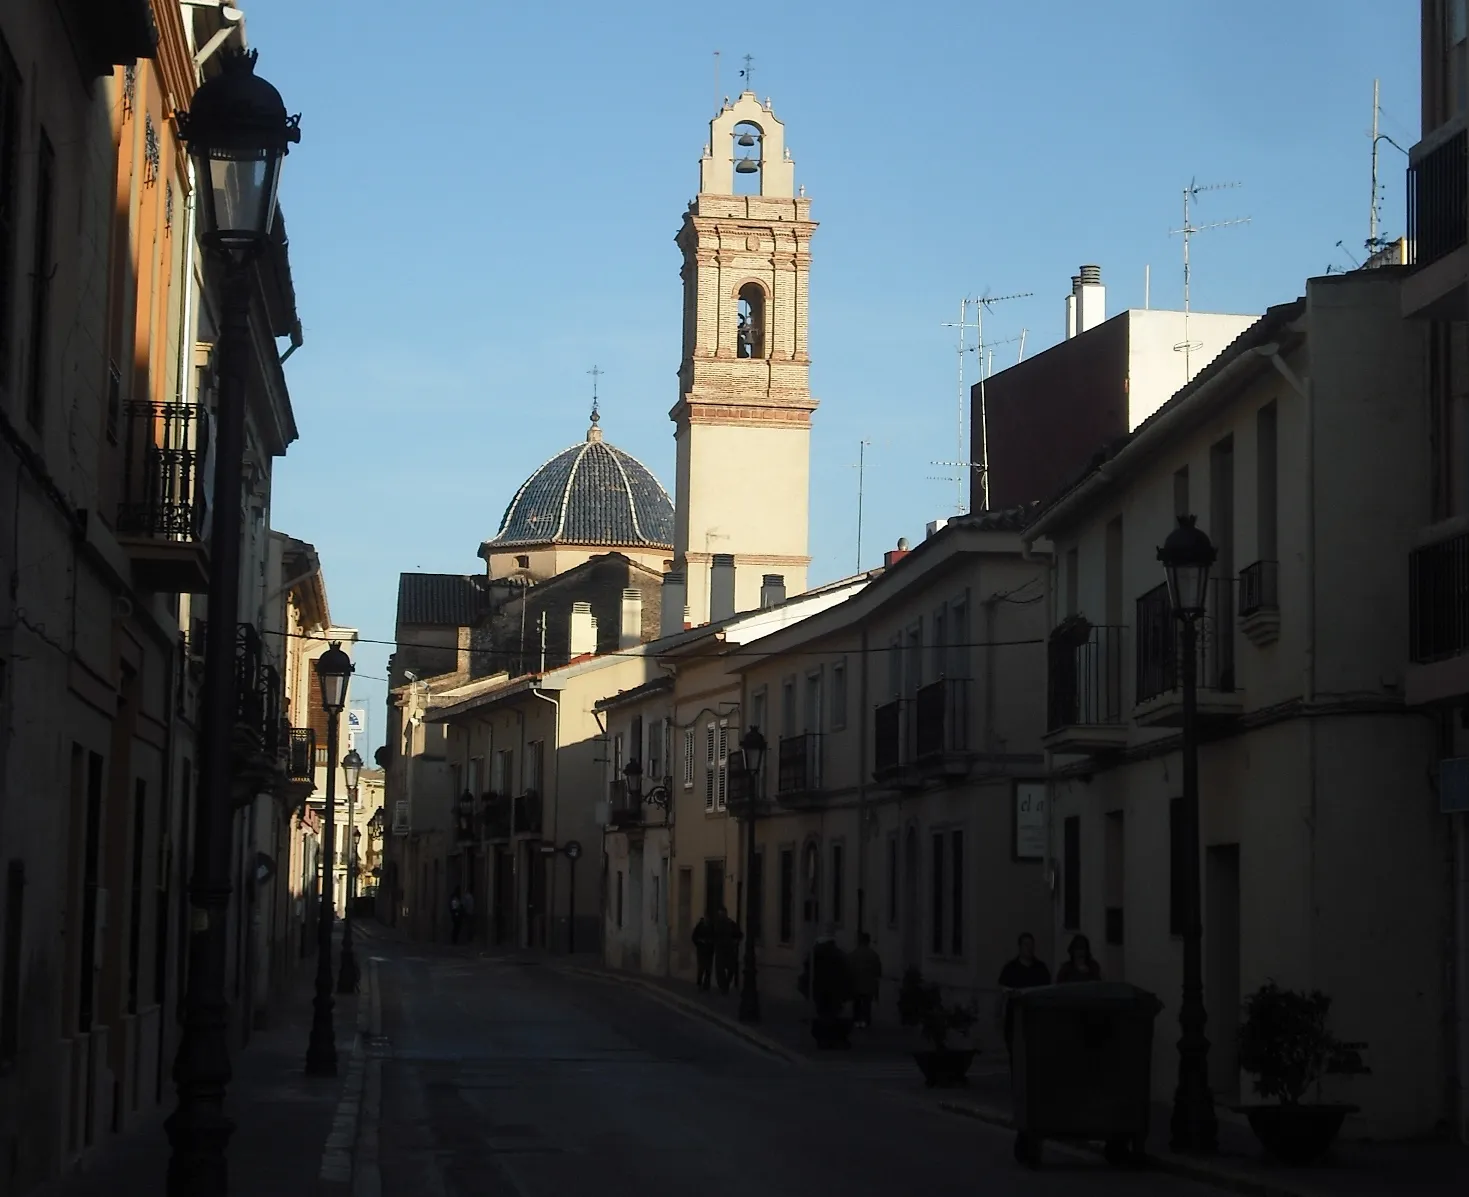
(337, 748), (364, 995)
(306, 642), (353, 1075)
(622, 757), (672, 813)
(165, 48), (300, 1197)
(1157, 514), (1219, 1155)
(737, 727), (767, 1025)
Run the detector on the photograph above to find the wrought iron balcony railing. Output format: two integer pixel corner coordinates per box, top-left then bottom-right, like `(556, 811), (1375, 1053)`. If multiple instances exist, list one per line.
(914, 678), (969, 759)
(1047, 623), (1125, 730)
(1135, 579), (1236, 705)
(1408, 128), (1468, 268)
(1410, 528), (1469, 664)
(1237, 560), (1279, 618)
(283, 728), (315, 784)
(776, 733), (823, 794)
(117, 400), (208, 543)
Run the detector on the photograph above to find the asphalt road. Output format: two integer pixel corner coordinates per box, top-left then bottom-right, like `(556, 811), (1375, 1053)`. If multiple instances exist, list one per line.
(369, 939), (1222, 1197)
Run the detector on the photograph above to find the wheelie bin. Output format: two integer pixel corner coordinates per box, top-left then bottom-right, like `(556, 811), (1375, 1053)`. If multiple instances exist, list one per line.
(1009, 981), (1164, 1169)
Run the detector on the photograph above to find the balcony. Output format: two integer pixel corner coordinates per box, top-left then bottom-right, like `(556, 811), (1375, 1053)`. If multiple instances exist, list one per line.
(914, 678), (970, 778)
(1237, 560), (1280, 647)
(1406, 523), (1469, 705)
(607, 779), (644, 829)
(1134, 580), (1241, 728)
(282, 727), (315, 798)
(873, 699), (918, 787)
(1404, 126), (1469, 320)
(776, 733), (824, 802)
(116, 401), (210, 593)
(1043, 621), (1128, 754)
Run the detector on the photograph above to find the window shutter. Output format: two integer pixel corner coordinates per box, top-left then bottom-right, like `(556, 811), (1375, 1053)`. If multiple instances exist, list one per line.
(683, 728), (695, 787)
(705, 724), (716, 810)
(716, 724), (729, 811)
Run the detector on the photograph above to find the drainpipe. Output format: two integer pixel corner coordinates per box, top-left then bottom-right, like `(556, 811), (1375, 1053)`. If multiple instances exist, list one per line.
(530, 686), (560, 949)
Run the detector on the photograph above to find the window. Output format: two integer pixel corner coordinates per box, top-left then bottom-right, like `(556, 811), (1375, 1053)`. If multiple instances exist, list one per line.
(527, 741), (545, 793)
(467, 757), (482, 797)
(749, 688), (767, 740)
(802, 840), (820, 923)
(25, 130), (55, 428)
(887, 636), (901, 698)
(647, 718), (662, 780)
(830, 843), (844, 925)
(778, 848), (794, 943)
(1169, 797), (1186, 936)
(1451, 0), (1469, 115)
(1257, 402), (1278, 561)
(749, 849), (764, 942)
(886, 833), (898, 926)
(803, 671), (822, 734)
(515, 554), (530, 569)
(736, 281), (766, 358)
(716, 724), (728, 811)
(931, 605), (948, 678)
(127, 780), (146, 1015)
(780, 679), (796, 737)
(0, 36), (21, 394)
(949, 595), (969, 679)
(613, 733), (624, 781)
(1064, 548), (1079, 617)
(705, 723), (729, 812)
(682, 727), (695, 788)
(1063, 816), (1081, 931)
(830, 661), (847, 730)
(950, 830), (963, 957)
(930, 832), (945, 955)
(904, 625), (923, 694)
(1, 860), (23, 1068)
(1173, 465), (1190, 518)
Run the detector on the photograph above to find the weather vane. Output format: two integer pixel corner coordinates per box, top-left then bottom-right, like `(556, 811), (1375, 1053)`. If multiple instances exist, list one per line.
(740, 54), (754, 91)
(588, 364), (604, 423)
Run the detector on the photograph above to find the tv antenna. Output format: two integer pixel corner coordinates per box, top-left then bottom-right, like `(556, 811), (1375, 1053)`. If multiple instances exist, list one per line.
(1367, 78), (1409, 257)
(848, 439), (873, 572)
(1170, 179), (1250, 380)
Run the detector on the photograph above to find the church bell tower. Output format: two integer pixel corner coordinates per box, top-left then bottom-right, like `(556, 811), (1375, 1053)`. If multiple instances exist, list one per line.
(671, 89), (818, 623)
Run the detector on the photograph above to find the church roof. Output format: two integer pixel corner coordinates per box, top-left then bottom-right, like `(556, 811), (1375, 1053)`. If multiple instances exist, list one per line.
(486, 407), (674, 551)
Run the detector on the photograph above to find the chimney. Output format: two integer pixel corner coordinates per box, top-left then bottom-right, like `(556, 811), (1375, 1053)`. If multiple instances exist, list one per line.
(926, 518), (949, 540)
(569, 601), (598, 657)
(759, 573), (786, 609)
(659, 571), (686, 638)
(883, 537), (912, 569)
(619, 588), (642, 650)
(457, 624), (474, 674)
(1065, 274), (1080, 339)
(1076, 264), (1105, 334)
(710, 553), (736, 622)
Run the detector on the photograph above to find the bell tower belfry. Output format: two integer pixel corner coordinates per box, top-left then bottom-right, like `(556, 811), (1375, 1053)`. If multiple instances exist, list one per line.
(672, 90), (818, 623)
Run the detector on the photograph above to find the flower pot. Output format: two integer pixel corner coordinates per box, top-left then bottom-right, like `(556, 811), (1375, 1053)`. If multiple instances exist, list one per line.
(1238, 1103), (1358, 1166)
(912, 1048), (976, 1087)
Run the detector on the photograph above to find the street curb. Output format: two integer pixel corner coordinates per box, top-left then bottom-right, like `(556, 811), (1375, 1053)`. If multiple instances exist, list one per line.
(557, 964), (810, 1067)
(935, 1100), (1314, 1197)
(316, 972), (369, 1196)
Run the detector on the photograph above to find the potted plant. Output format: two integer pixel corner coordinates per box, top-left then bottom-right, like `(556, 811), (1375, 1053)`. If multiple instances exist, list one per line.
(897, 966), (927, 1026)
(911, 981), (980, 1087)
(1236, 981), (1369, 1165)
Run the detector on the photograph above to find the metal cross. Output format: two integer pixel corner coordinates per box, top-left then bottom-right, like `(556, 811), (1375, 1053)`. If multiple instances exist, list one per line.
(587, 364), (604, 420)
(740, 54), (754, 90)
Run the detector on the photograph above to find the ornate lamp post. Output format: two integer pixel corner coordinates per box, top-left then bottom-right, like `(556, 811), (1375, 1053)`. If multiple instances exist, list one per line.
(737, 727), (767, 1025)
(165, 49), (300, 1197)
(337, 748), (364, 994)
(306, 643), (353, 1075)
(1158, 514), (1220, 1155)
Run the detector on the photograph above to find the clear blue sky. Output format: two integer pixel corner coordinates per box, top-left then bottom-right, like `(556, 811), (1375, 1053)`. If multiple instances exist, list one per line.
(247, 0), (1420, 745)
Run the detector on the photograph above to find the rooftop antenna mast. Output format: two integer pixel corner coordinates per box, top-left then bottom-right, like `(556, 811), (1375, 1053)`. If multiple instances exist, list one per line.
(939, 299), (979, 515)
(1170, 178), (1250, 381)
(850, 438), (873, 572)
(1368, 79), (1409, 256)
(974, 290), (1031, 514)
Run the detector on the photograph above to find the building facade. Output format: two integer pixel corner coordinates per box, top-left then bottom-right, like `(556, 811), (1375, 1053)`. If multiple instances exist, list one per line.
(1026, 271), (1452, 1138)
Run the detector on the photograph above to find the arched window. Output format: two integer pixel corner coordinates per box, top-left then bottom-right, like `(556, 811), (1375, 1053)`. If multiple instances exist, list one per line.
(732, 121), (762, 195)
(737, 282), (766, 359)
(802, 839), (820, 923)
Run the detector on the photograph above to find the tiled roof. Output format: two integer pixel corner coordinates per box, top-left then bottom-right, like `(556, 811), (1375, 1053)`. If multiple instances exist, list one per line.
(487, 420), (673, 550)
(396, 573), (488, 627)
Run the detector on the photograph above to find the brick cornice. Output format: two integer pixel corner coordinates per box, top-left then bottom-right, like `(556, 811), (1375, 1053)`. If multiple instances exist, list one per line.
(681, 551), (812, 568)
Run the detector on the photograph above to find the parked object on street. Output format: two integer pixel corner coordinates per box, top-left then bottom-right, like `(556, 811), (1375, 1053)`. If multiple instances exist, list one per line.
(909, 980), (979, 1088)
(1010, 981), (1164, 1169)
(897, 966), (928, 1027)
(1235, 981), (1370, 1166)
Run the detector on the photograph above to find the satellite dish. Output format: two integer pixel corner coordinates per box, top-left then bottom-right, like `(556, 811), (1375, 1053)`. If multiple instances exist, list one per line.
(736, 131), (757, 146)
(735, 157), (760, 174)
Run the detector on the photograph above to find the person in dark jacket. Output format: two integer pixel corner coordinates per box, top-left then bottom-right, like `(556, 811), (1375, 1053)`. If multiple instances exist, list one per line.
(712, 907), (742, 994)
(809, 927), (853, 1047)
(1056, 933), (1102, 983)
(996, 932), (1052, 1064)
(847, 933), (883, 1028)
(692, 913), (715, 991)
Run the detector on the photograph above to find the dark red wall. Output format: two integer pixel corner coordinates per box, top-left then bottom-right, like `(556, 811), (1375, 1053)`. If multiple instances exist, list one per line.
(972, 314), (1131, 512)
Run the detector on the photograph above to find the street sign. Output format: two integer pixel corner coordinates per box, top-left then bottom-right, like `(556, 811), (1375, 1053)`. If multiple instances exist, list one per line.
(564, 840), (582, 860)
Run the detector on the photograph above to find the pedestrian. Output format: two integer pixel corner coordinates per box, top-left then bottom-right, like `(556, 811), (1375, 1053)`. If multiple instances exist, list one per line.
(449, 887), (464, 944)
(712, 907), (742, 994)
(996, 932), (1052, 1066)
(809, 925), (853, 1047)
(847, 932), (882, 1028)
(460, 888), (476, 943)
(1056, 933), (1101, 983)
(692, 911), (715, 991)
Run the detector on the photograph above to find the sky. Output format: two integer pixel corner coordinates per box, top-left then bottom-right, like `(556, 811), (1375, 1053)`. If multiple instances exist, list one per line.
(245, 0), (1421, 748)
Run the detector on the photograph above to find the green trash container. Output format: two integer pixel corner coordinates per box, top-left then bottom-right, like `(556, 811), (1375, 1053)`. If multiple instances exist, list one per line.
(1010, 981), (1164, 1169)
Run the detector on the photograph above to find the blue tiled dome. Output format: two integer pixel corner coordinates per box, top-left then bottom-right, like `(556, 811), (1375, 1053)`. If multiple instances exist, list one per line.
(488, 411), (674, 550)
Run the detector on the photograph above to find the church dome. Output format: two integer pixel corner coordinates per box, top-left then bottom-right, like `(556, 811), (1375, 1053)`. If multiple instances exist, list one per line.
(487, 407), (674, 550)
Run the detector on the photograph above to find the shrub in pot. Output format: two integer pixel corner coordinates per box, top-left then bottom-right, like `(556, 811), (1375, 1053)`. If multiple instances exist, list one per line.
(1236, 981), (1369, 1166)
(912, 981), (979, 1087)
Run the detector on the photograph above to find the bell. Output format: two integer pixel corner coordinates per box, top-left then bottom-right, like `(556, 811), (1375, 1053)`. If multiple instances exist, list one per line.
(735, 157), (760, 174)
(737, 131), (757, 146)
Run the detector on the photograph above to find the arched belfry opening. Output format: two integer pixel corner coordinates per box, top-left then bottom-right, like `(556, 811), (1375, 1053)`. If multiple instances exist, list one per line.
(732, 120), (762, 195)
(736, 282), (766, 359)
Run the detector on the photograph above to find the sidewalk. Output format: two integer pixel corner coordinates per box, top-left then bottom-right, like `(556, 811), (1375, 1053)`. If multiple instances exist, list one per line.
(33, 933), (372, 1197)
(566, 957), (1469, 1197)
